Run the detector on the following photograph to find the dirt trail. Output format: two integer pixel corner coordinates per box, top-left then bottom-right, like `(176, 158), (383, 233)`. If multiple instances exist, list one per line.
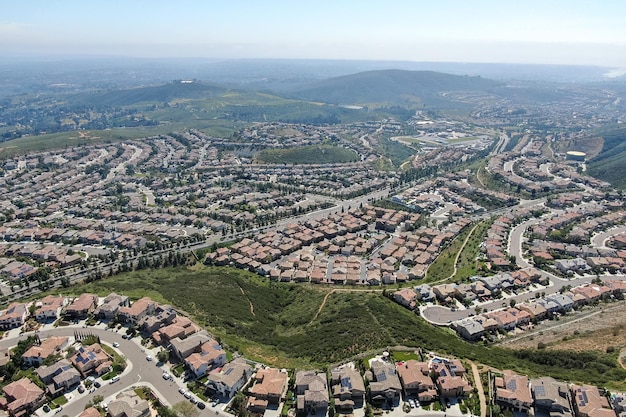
(238, 285), (256, 317)
(427, 222), (481, 284)
(470, 362), (487, 417)
(311, 289), (336, 324)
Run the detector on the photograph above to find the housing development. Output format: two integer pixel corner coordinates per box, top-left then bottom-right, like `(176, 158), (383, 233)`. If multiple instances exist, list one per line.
(0, 63), (625, 417)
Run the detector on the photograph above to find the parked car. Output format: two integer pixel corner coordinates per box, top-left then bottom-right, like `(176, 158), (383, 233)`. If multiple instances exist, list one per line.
(110, 376), (120, 384)
(112, 342), (119, 348)
(197, 402), (206, 410)
(93, 381), (101, 388)
(146, 355), (153, 361)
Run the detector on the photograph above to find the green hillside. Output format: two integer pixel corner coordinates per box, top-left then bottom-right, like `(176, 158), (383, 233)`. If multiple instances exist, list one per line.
(52, 266), (626, 387)
(587, 125), (626, 189)
(68, 80), (228, 107)
(286, 69), (501, 106)
(256, 145), (359, 164)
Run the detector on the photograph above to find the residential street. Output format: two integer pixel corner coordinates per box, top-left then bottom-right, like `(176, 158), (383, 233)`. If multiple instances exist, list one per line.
(0, 326), (225, 417)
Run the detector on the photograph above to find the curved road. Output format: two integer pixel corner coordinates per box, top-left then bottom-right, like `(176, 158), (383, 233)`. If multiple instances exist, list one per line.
(0, 327), (222, 417)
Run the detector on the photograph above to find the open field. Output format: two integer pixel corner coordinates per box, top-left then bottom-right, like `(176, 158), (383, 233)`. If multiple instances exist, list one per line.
(255, 144), (359, 164)
(43, 265), (626, 387)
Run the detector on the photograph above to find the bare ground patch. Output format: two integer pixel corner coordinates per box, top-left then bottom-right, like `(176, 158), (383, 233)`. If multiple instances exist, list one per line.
(498, 301), (626, 352)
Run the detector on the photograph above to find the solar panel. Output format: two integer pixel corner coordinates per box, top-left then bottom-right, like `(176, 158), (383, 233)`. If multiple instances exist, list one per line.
(534, 386), (546, 396)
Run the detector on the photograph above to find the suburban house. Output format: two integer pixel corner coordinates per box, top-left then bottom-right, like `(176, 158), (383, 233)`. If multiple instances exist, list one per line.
(330, 366), (365, 412)
(35, 359), (81, 396)
(117, 297), (156, 324)
(79, 407), (101, 417)
(248, 367), (289, 412)
(570, 384), (616, 417)
(139, 304), (176, 333)
(494, 370), (532, 412)
(151, 315), (199, 346)
(396, 360), (437, 402)
(206, 358), (253, 399)
(69, 343), (112, 377)
(452, 318), (485, 341)
(64, 293), (98, 319)
(531, 377), (572, 417)
(169, 332), (212, 361)
(107, 389), (150, 417)
(0, 303), (28, 330)
(185, 339), (227, 378)
(368, 360), (402, 404)
(34, 295), (67, 322)
(22, 336), (69, 367)
(0, 377), (46, 417)
(517, 302), (548, 320)
(295, 371), (330, 414)
(94, 293), (129, 320)
(393, 288), (418, 309)
(432, 360), (471, 399)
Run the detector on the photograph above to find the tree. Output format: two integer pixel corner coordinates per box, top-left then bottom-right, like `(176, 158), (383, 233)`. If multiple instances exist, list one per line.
(92, 394), (104, 404)
(157, 349), (169, 363)
(171, 401), (199, 417)
(509, 299), (516, 308)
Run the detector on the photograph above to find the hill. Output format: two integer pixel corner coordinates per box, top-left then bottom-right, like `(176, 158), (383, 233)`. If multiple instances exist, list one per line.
(255, 145), (359, 164)
(586, 125), (626, 189)
(283, 69), (502, 107)
(68, 80), (228, 107)
(51, 266), (626, 388)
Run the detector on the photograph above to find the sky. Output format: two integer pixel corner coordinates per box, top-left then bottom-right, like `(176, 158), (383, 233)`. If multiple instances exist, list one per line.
(2, 0), (626, 67)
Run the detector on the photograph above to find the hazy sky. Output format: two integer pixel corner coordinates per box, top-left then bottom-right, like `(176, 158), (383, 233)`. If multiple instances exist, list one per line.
(2, 0), (626, 67)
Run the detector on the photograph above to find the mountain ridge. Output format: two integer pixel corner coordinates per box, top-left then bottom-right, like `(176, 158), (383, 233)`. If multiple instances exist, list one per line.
(281, 69), (503, 106)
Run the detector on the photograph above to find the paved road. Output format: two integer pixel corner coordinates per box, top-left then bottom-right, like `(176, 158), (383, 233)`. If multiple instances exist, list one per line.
(591, 225), (626, 248)
(0, 327), (223, 417)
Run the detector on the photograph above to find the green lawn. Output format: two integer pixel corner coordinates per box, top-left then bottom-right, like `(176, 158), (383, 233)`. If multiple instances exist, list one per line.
(391, 351), (421, 362)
